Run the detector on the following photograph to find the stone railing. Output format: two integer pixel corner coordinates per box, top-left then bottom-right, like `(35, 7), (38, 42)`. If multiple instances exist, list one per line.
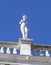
(0, 41), (51, 57)
(31, 49), (51, 57)
(31, 43), (51, 57)
(0, 41), (20, 54)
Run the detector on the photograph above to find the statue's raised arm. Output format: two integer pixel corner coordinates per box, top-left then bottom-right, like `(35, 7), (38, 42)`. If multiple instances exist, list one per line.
(19, 15), (29, 39)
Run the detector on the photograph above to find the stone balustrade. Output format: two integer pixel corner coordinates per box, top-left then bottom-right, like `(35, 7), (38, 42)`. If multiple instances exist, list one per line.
(0, 41), (51, 65)
(0, 41), (51, 57)
(0, 46), (50, 57)
(0, 41), (20, 55)
(32, 49), (51, 57)
(0, 46), (20, 54)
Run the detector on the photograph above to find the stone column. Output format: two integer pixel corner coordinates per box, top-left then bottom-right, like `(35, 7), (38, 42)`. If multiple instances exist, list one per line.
(13, 48), (17, 54)
(0, 47), (4, 53)
(45, 50), (50, 57)
(6, 47), (10, 54)
(19, 38), (33, 55)
(40, 50), (43, 56)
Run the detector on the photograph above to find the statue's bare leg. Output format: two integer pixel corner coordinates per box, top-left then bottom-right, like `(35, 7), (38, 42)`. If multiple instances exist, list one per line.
(22, 30), (25, 39)
(25, 32), (27, 39)
(25, 27), (28, 39)
(23, 33), (25, 39)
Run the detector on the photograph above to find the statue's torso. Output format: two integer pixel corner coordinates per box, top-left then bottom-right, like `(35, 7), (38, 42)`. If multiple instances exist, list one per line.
(20, 20), (27, 28)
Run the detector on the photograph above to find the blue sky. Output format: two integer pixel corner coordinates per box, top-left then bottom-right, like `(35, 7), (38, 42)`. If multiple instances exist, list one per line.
(0, 0), (51, 45)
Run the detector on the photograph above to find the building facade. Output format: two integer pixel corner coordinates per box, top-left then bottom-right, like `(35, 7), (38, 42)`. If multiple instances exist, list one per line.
(0, 38), (51, 65)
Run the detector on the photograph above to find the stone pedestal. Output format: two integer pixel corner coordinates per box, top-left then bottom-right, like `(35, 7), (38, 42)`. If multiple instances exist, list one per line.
(19, 38), (33, 55)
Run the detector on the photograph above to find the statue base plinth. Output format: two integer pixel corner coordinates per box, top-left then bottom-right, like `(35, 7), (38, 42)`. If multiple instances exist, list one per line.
(19, 38), (33, 55)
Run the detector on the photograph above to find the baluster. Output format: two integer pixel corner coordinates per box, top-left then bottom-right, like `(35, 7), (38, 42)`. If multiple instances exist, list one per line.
(0, 47), (4, 53)
(13, 48), (17, 54)
(40, 50), (43, 56)
(45, 50), (50, 57)
(6, 47), (10, 54)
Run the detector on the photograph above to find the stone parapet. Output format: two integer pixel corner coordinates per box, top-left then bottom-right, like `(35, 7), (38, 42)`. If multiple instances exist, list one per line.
(0, 54), (51, 65)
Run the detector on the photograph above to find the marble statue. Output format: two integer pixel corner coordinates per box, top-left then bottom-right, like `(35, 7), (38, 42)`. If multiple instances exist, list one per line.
(19, 15), (28, 39)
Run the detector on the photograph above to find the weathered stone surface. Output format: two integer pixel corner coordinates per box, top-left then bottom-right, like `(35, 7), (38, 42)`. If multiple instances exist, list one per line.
(0, 41), (51, 65)
(0, 54), (51, 65)
(0, 41), (51, 52)
(19, 38), (33, 55)
(0, 41), (19, 49)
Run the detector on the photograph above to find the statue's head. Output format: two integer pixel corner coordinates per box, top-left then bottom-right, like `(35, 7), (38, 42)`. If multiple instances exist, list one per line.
(22, 15), (27, 20)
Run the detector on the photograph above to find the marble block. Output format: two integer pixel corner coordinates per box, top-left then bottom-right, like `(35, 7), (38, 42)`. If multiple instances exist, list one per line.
(19, 38), (33, 55)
